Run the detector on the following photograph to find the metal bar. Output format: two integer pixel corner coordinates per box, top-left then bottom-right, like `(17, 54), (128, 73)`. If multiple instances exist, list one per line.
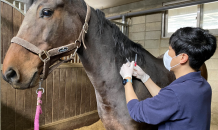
(126, 19), (129, 37)
(107, 0), (218, 20)
(199, 4), (204, 28)
(197, 5), (201, 27)
(24, 3), (27, 14)
(161, 12), (166, 37)
(111, 21), (128, 26)
(121, 15), (126, 34)
(165, 11), (168, 37)
(19, 2), (21, 10)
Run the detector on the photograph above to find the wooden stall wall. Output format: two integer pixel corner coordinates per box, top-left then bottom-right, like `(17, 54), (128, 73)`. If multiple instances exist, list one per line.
(1, 1), (98, 130)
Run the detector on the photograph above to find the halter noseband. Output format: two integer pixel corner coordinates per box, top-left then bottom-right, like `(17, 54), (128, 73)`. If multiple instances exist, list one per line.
(11, 4), (91, 80)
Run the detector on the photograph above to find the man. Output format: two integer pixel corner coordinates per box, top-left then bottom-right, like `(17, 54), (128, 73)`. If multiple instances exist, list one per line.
(120, 27), (217, 130)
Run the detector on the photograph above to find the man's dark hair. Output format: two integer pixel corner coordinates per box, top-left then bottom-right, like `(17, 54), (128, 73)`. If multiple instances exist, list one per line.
(169, 27), (217, 71)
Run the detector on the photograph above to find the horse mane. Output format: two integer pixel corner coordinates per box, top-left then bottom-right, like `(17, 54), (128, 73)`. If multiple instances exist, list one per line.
(33, 0), (149, 64)
(95, 9), (149, 64)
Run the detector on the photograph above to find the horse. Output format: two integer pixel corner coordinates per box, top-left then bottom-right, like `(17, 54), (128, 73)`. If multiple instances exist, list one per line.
(2, 0), (207, 129)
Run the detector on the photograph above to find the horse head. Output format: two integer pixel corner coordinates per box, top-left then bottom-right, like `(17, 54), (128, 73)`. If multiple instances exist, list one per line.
(2, 0), (88, 89)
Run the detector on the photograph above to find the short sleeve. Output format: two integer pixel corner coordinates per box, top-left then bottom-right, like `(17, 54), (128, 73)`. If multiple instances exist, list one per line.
(127, 88), (179, 125)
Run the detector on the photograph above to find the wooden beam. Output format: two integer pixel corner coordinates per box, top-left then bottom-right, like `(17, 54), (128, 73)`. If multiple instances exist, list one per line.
(27, 110), (99, 130)
(57, 63), (83, 68)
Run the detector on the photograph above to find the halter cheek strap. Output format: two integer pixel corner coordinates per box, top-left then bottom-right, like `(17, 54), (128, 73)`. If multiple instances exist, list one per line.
(10, 4), (91, 80)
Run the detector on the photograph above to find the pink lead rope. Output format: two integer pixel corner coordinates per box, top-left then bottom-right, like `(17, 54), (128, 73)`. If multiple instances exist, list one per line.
(34, 80), (44, 130)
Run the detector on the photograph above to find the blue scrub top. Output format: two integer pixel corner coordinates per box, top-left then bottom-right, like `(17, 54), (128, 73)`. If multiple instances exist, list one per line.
(127, 71), (211, 130)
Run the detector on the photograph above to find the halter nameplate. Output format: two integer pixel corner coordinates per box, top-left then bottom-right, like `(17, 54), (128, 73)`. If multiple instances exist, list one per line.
(59, 47), (68, 53)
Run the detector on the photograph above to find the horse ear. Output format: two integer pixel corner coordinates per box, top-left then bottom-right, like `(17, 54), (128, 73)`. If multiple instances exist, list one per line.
(56, 0), (65, 5)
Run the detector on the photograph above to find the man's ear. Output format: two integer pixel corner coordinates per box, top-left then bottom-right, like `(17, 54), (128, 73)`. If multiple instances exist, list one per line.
(180, 53), (189, 64)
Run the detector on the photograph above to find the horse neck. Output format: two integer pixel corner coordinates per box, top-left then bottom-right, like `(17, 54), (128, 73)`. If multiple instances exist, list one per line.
(77, 9), (158, 100)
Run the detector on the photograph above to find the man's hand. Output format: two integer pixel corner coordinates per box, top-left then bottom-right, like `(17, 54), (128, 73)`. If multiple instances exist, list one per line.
(133, 65), (150, 83)
(120, 61), (135, 79)
(133, 65), (161, 97)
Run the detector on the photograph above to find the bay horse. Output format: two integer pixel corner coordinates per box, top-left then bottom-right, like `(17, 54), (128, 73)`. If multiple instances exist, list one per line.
(2, 0), (207, 129)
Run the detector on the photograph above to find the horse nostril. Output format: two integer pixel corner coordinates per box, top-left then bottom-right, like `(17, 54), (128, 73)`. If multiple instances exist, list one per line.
(5, 68), (19, 83)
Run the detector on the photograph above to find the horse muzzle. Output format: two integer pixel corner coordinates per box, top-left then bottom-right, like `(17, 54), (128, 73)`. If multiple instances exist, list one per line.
(2, 67), (20, 84)
(2, 67), (39, 89)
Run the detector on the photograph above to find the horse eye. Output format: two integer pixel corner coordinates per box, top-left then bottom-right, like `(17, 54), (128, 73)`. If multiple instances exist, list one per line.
(42, 9), (53, 17)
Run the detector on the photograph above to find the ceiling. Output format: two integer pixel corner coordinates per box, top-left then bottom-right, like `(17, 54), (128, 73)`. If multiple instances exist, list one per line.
(85, 0), (142, 9)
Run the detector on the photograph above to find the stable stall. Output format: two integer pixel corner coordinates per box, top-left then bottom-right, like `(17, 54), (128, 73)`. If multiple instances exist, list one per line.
(1, 0), (218, 130)
(1, 1), (99, 129)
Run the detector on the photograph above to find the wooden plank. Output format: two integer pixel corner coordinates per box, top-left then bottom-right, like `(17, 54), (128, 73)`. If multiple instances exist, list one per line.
(84, 70), (91, 113)
(45, 72), (53, 124)
(6, 86), (16, 130)
(2, 3), (11, 62)
(23, 88), (32, 130)
(57, 63), (83, 68)
(39, 110), (99, 130)
(1, 78), (8, 130)
(93, 89), (97, 110)
(82, 68), (90, 113)
(59, 69), (66, 120)
(2, 3), (13, 65)
(1, 29), (3, 63)
(1, 2), (3, 64)
(31, 84), (37, 128)
(80, 68), (86, 114)
(65, 68), (72, 118)
(53, 69), (60, 122)
(76, 68), (81, 116)
(70, 68), (77, 117)
(15, 89), (25, 130)
(39, 81), (46, 126)
(89, 76), (97, 111)
(13, 8), (22, 36)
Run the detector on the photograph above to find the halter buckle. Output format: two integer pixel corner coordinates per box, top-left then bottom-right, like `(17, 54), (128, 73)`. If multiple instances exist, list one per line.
(36, 87), (44, 94)
(75, 40), (80, 44)
(39, 51), (50, 62)
(36, 79), (44, 94)
(83, 23), (89, 33)
(70, 46), (79, 59)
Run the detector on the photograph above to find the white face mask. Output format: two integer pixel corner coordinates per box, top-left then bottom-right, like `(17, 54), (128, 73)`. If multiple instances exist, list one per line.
(163, 50), (181, 71)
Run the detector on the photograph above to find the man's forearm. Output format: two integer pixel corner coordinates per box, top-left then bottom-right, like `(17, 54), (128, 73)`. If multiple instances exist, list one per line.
(144, 78), (161, 97)
(124, 77), (138, 103)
